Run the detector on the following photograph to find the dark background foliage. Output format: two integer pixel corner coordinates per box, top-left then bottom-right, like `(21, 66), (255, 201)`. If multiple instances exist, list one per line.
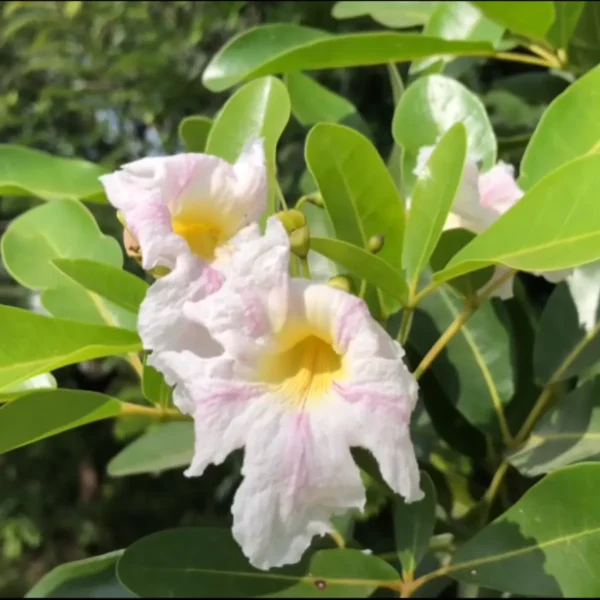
(0, 1), (566, 595)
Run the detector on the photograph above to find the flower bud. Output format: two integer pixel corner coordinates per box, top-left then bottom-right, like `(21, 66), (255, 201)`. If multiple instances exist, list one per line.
(327, 275), (354, 294)
(275, 209), (307, 235)
(367, 234), (384, 254)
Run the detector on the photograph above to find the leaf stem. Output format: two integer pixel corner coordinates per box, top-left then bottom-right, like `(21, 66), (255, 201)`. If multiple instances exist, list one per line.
(490, 50), (557, 69)
(512, 383), (557, 446)
(413, 269), (514, 382)
(127, 353), (144, 378)
(120, 401), (191, 421)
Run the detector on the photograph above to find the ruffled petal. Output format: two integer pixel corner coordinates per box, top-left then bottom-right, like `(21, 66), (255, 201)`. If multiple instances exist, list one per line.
(478, 162), (523, 215)
(231, 400), (365, 570)
(150, 351), (255, 467)
(182, 217), (290, 363)
(138, 251), (224, 356)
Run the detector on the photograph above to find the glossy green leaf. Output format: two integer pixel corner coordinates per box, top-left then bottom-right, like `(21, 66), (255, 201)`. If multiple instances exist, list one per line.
(0, 390), (122, 454)
(392, 74), (496, 193)
(178, 115), (212, 152)
(437, 155), (600, 283)
(410, 283), (514, 434)
(142, 360), (173, 408)
(1, 199), (135, 328)
(53, 258), (148, 314)
(107, 422), (193, 478)
(0, 373), (56, 403)
(306, 123), (406, 314)
(472, 1), (555, 42)
(26, 550), (132, 598)
(402, 123), (467, 290)
(0, 144), (106, 203)
(117, 527), (400, 598)
(520, 63), (600, 191)
(202, 24), (494, 92)
(206, 76), (290, 215)
(569, 1), (600, 74)
(332, 2), (439, 29)
(507, 378), (600, 477)
(449, 463), (600, 597)
(411, 2), (504, 75)
(534, 263), (600, 383)
(285, 72), (368, 134)
(547, 1), (585, 50)
(310, 237), (408, 306)
(394, 471), (436, 576)
(0, 305), (140, 391)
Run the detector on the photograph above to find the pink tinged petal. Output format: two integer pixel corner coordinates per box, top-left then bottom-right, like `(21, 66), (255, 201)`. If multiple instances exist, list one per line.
(231, 403), (365, 570)
(478, 162), (523, 215)
(138, 252), (224, 357)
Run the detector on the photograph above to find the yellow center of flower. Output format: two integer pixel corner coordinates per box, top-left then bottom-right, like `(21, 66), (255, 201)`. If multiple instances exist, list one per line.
(258, 326), (345, 406)
(171, 208), (238, 262)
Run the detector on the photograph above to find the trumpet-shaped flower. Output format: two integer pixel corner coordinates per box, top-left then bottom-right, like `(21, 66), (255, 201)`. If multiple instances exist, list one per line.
(100, 139), (267, 270)
(414, 146), (572, 298)
(150, 217), (423, 570)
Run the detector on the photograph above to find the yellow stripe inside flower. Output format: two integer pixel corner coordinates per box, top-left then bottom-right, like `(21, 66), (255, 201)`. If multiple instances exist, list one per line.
(171, 207), (239, 262)
(258, 324), (345, 406)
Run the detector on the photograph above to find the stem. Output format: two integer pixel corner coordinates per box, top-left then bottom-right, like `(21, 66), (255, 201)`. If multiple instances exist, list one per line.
(300, 257), (311, 279)
(479, 461), (510, 525)
(294, 192), (322, 213)
(513, 383), (556, 446)
(526, 43), (562, 67)
(412, 269), (514, 383)
(120, 402), (191, 421)
(491, 50), (556, 69)
(127, 353), (144, 378)
(398, 307), (414, 345)
(276, 182), (288, 211)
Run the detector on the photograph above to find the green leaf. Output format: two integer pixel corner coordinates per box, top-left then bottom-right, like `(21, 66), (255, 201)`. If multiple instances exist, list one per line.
(507, 378), (600, 477)
(178, 115), (212, 153)
(285, 72), (368, 134)
(142, 360), (173, 408)
(310, 237), (409, 306)
(0, 373), (56, 403)
(387, 62), (405, 105)
(411, 2), (504, 75)
(534, 263), (600, 383)
(26, 550), (132, 598)
(306, 123), (406, 314)
(0, 144), (107, 203)
(402, 123), (467, 290)
(117, 527), (400, 598)
(206, 76), (290, 216)
(437, 155), (600, 283)
(449, 463), (600, 597)
(1, 199), (135, 329)
(53, 258), (148, 314)
(107, 422), (193, 478)
(394, 471), (436, 576)
(202, 24), (494, 92)
(0, 305), (140, 391)
(520, 63), (600, 191)
(0, 390), (123, 455)
(568, 1), (600, 74)
(546, 1), (585, 50)
(392, 74), (496, 194)
(410, 283), (514, 435)
(332, 1), (439, 29)
(472, 1), (555, 42)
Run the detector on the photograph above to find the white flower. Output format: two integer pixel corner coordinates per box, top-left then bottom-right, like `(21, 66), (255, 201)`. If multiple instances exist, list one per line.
(150, 217), (423, 570)
(99, 138), (267, 270)
(414, 145), (572, 298)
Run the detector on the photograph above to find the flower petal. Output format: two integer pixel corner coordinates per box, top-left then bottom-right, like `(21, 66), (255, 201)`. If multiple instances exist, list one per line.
(231, 401), (365, 570)
(138, 251), (224, 357)
(182, 217), (290, 363)
(478, 162), (523, 215)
